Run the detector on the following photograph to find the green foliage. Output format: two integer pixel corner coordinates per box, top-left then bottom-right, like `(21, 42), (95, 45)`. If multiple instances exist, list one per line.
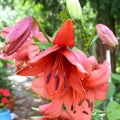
(107, 82), (116, 99)
(106, 101), (120, 120)
(0, 60), (12, 89)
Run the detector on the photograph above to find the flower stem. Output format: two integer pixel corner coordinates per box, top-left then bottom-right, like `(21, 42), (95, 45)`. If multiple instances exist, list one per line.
(33, 18), (51, 43)
(84, 27), (96, 53)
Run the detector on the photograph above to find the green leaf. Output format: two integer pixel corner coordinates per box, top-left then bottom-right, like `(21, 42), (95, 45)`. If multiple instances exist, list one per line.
(107, 82), (116, 99)
(60, 10), (70, 22)
(32, 36), (40, 42)
(111, 73), (120, 81)
(94, 100), (104, 107)
(106, 101), (120, 120)
(34, 42), (52, 50)
(30, 116), (42, 119)
(31, 107), (39, 111)
(33, 36), (52, 50)
(92, 109), (104, 120)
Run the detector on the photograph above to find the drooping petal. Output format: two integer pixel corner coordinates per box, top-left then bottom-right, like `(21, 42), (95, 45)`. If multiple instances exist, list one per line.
(39, 103), (52, 114)
(68, 66), (85, 95)
(17, 65), (43, 76)
(93, 84), (109, 100)
(61, 48), (87, 76)
(29, 45), (61, 65)
(85, 61), (110, 88)
(53, 19), (74, 47)
(17, 45), (61, 76)
(43, 100), (63, 118)
(32, 73), (50, 99)
(73, 50), (92, 76)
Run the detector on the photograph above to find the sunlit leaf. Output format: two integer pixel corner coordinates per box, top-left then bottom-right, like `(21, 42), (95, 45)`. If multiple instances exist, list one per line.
(106, 101), (120, 120)
(31, 107), (39, 111)
(107, 82), (116, 99)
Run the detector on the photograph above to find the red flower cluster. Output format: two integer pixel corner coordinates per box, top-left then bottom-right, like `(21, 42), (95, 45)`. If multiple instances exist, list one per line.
(1, 17), (111, 120)
(0, 88), (10, 106)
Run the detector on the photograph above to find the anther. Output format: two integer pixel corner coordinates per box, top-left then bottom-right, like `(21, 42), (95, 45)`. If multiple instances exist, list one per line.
(73, 111), (76, 114)
(78, 99), (84, 106)
(71, 104), (74, 111)
(55, 76), (60, 90)
(91, 102), (93, 111)
(82, 110), (89, 115)
(86, 99), (91, 108)
(46, 71), (52, 84)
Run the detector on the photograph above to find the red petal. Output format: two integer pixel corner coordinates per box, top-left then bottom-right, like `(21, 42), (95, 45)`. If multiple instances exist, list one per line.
(17, 65), (43, 76)
(93, 84), (109, 100)
(53, 19), (74, 47)
(44, 100), (63, 118)
(32, 73), (50, 99)
(29, 45), (61, 65)
(17, 45), (61, 76)
(85, 61), (110, 88)
(61, 48), (87, 76)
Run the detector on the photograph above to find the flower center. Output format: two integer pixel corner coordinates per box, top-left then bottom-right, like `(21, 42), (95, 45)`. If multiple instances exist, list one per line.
(46, 53), (68, 91)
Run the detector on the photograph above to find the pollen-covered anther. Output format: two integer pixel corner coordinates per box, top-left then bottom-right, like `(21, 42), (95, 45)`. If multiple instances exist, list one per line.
(82, 110), (89, 115)
(91, 102), (93, 111)
(78, 99), (84, 106)
(86, 99), (91, 108)
(71, 104), (74, 111)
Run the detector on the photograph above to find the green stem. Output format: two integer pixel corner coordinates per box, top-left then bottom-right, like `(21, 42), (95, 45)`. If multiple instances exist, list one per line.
(33, 18), (51, 43)
(84, 27), (96, 53)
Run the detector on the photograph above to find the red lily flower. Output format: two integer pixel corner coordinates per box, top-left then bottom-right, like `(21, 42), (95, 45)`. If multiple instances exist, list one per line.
(31, 55), (109, 120)
(17, 20), (110, 120)
(17, 20), (90, 119)
(17, 19), (88, 97)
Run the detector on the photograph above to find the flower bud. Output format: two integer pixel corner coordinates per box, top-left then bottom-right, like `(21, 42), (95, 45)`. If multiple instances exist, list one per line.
(96, 24), (118, 48)
(4, 16), (33, 55)
(66, 0), (82, 20)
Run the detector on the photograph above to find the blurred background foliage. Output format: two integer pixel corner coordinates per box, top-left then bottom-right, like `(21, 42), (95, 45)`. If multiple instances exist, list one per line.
(0, 0), (120, 119)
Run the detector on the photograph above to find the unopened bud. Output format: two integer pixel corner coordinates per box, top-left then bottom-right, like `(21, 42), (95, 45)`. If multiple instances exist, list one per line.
(96, 24), (118, 48)
(4, 16), (33, 55)
(66, 0), (82, 20)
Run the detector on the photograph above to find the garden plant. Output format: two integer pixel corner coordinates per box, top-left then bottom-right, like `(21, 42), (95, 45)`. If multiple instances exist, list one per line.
(0, 0), (120, 120)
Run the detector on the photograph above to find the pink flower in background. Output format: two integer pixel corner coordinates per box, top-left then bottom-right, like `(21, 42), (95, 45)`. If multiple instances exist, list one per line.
(2, 89), (10, 97)
(1, 97), (8, 104)
(1, 16), (48, 69)
(96, 24), (118, 48)
(0, 88), (11, 107)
